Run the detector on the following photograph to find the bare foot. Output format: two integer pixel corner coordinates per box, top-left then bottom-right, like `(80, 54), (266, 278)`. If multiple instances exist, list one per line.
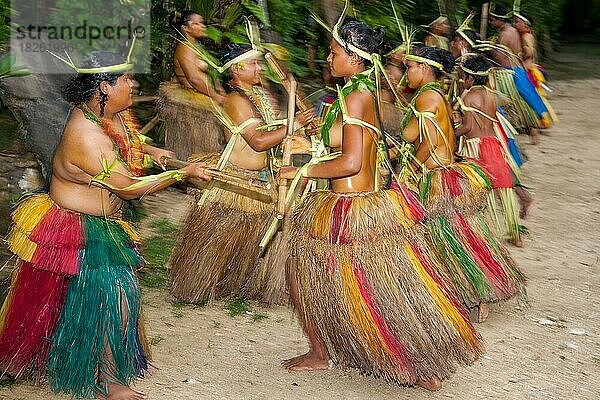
(477, 303), (490, 323)
(529, 128), (540, 145)
(519, 197), (533, 219)
(97, 382), (147, 400)
(509, 237), (523, 247)
(417, 377), (442, 391)
(282, 351), (329, 371)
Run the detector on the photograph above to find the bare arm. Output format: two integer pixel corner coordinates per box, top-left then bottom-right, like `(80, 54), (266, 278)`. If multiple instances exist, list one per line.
(224, 94), (313, 152)
(454, 92), (481, 137)
(499, 28), (522, 57)
(521, 34), (535, 60)
(403, 92), (441, 162)
(176, 46), (221, 100)
(73, 129), (206, 200)
(304, 91), (366, 178)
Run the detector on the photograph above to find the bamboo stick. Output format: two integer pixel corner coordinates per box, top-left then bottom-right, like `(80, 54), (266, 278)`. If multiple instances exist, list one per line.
(164, 158), (275, 204)
(277, 76), (297, 219)
(140, 115), (161, 136)
(264, 52), (319, 132)
(480, 3), (490, 40)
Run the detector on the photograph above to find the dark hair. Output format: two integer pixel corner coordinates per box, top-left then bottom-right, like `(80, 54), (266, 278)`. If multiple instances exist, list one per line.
(413, 46), (455, 78)
(517, 12), (534, 26)
(454, 29), (479, 47)
(462, 54), (492, 85)
(220, 43), (252, 91)
(338, 20), (385, 64)
(491, 4), (510, 21)
(172, 10), (200, 30)
(62, 51), (126, 114)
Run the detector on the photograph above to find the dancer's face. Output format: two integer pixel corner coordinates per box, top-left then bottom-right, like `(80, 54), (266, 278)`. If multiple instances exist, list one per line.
(100, 73), (135, 113)
(405, 60), (428, 89)
(184, 14), (206, 39)
(327, 39), (359, 78)
(234, 56), (263, 86)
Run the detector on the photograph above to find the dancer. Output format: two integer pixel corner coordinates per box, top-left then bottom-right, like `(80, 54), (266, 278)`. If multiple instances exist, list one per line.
(280, 14), (483, 391)
(0, 51), (210, 399)
(488, 4), (550, 143)
(401, 45), (526, 322)
(169, 43), (313, 305)
(424, 15), (451, 50)
(454, 54), (532, 246)
(158, 10), (225, 158)
(514, 11), (558, 124)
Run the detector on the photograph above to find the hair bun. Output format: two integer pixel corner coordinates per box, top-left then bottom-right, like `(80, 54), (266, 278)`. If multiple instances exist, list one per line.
(372, 26), (385, 47)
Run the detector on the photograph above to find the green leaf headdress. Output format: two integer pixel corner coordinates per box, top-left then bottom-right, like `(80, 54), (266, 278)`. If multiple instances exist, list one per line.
(428, 0), (449, 27)
(512, 0), (532, 26)
(48, 36), (137, 74)
(456, 11), (477, 48)
(173, 19), (261, 74)
(489, 2), (513, 19)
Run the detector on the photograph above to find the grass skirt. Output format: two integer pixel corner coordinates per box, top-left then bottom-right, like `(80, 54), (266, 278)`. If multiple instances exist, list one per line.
(288, 186), (483, 384)
(157, 82), (225, 159)
(0, 194), (148, 398)
(419, 163), (526, 307)
(458, 137), (523, 243)
(491, 68), (549, 129)
(169, 161), (286, 304)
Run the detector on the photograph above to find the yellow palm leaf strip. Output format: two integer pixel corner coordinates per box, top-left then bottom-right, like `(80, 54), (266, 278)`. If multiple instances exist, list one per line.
(7, 195), (54, 261)
(309, 192), (336, 240)
(405, 243), (482, 350)
(339, 254), (412, 373)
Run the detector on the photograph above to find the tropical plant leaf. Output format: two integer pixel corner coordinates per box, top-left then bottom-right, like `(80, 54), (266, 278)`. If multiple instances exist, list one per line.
(0, 53), (16, 74)
(241, 0), (270, 27)
(262, 43), (291, 61)
(223, 31), (249, 44)
(205, 26), (223, 44)
(222, 2), (243, 28)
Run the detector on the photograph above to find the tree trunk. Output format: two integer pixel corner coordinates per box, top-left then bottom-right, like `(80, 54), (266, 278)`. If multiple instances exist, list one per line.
(317, 0), (340, 28)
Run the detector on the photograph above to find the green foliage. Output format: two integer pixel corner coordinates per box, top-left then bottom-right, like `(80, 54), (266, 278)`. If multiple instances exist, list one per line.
(149, 218), (180, 235)
(251, 312), (268, 322)
(224, 297), (250, 316)
(140, 217), (179, 288)
(0, 0), (11, 50)
(149, 335), (164, 345)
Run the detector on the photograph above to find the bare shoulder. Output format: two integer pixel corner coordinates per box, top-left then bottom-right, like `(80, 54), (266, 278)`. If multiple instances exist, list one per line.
(345, 88), (372, 117)
(463, 89), (484, 108)
(60, 111), (114, 161)
(223, 91), (255, 123)
(416, 90), (444, 112)
(223, 91), (251, 112)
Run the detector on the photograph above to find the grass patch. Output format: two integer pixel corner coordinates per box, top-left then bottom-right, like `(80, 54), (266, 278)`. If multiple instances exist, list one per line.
(0, 376), (16, 388)
(130, 201), (148, 222)
(171, 299), (187, 309)
(139, 218), (179, 288)
(150, 335), (164, 346)
(141, 272), (166, 288)
(194, 295), (210, 307)
(149, 218), (179, 235)
(224, 298), (250, 317)
(252, 313), (268, 322)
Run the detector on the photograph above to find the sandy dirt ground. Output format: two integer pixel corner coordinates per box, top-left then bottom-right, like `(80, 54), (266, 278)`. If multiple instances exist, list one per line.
(1, 51), (599, 399)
